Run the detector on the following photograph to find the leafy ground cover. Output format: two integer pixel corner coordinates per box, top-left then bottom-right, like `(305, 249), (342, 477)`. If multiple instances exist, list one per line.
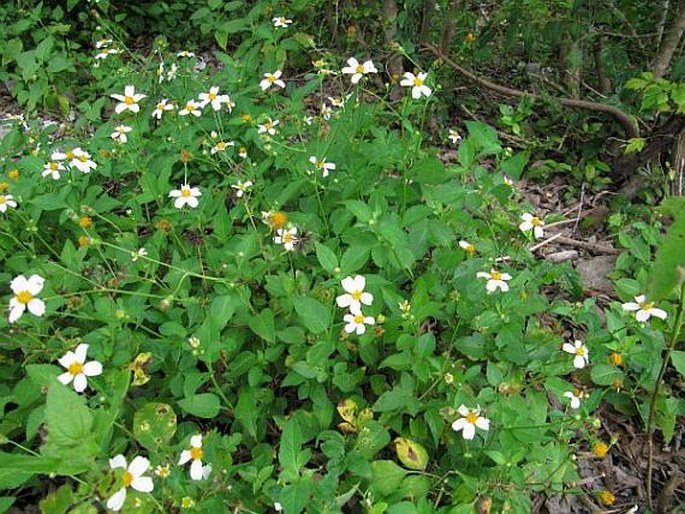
(1, 1), (685, 513)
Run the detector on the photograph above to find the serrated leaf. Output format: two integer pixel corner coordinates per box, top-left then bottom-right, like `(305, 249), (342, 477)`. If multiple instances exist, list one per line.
(292, 295), (330, 334)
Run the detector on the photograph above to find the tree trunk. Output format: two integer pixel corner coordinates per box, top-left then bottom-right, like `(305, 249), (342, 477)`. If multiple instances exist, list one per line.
(439, 0), (461, 56)
(652, 0), (685, 78)
(419, 0), (435, 45)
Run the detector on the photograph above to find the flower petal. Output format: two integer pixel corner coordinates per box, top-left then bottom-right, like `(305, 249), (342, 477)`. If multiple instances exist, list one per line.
(178, 450), (191, 465)
(106, 487), (127, 511)
(109, 454), (128, 470)
(74, 343), (89, 363)
(83, 360), (103, 377)
(26, 275), (45, 294)
(73, 373), (88, 392)
(190, 459), (204, 480)
(190, 434), (203, 448)
(462, 423), (476, 440)
(57, 371), (74, 385)
(128, 456), (151, 477)
(131, 475), (154, 493)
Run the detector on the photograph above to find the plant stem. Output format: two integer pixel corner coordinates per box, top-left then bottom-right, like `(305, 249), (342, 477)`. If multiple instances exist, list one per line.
(646, 281), (685, 507)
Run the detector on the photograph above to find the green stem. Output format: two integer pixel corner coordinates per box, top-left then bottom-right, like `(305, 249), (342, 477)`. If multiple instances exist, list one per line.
(646, 282), (685, 507)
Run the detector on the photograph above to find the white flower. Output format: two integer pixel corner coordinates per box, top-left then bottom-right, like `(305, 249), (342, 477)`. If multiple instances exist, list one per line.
(52, 148), (97, 173)
(178, 434), (212, 481)
(274, 502), (283, 512)
(110, 125), (132, 144)
(309, 156), (336, 177)
(341, 57), (377, 84)
(0, 193), (17, 213)
(321, 103), (332, 120)
(95, 38), (112, 49)
(260, 70), (286, 91)
(166, 63), (178, 81)
(459, 240), (476, 255)
(273, 17), (292, 28)
(156, 62), (165, 83)
(106, 455), (154, 511)
(274, 227), (298, 251)
(188, 336), (201, 348)
(400, 72), (432, 99)
(519, 213), (545, 239)
(179, 99), (202, 117)
(343, 307), (375, 335)
(336, 275), (373, 312)
(448, 129), (462, 144)
(131, 248), (147, 262)
(328, 96), (345, 108)
(562, 340), (590, 369)
(110, 85), (146, 114)
(563, 391), (581, 409)
(154, 464), (170, 478)
(257, 117), (280, 136)
(169, 184), (202, 209)
(211, 140), (235, 154)
(8, 274), (45, 323)
(503, 176), (514, 187)
(152, 98), (174, 120)
(621, 295), (668, 322)
(451, 405), (490, 440)
(476, 269), (512, 293)
(198, 86), (231, 111)
(231, 180), (253, 198)
(95, 47), (120, 60)
(42, 161), (65, 180)
(239, 147), (247, 159)
(176, 50), (195, 58)
(57, 343), (102, 392)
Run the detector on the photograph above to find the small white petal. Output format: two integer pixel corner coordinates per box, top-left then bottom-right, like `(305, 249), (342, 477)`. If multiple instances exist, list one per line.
(106, 488), (127, 511)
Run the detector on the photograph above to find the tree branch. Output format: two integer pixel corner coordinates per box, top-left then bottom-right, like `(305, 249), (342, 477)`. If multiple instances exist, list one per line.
(652, 0), (685, 78)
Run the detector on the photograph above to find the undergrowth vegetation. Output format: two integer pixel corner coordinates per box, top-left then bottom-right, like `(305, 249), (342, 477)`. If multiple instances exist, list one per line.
(1, 1), (685, 513)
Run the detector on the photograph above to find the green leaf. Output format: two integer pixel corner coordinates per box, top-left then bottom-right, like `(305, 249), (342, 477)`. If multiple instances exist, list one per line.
(235, 388), (258, 439)
(0, 497), (15, 514)
(649, 197), (685, 299)
(457, 139), (475, 168)
(413, 156), (447, 184)
(346, 200), (373, 222)
(44, 382), (93, 448)
(133, 403), (177, 451)
(292, 295), (330, 334)
(370, 460), (407, 497)
(210, 294), (236, 330)
(671, 351), (685, 377)
(38, 484), (72, 514)
(501, 152), (527, 179)
(590, 364), (623, 386)
(624, 138), (646, 154)
(340, 246), (370, 273)
(393, 437), (428, 471)
(278, 418), (307, 476)
(248, 308), (276, 343)
(315, 242), (339, 273)
(177, 393), (221, 418)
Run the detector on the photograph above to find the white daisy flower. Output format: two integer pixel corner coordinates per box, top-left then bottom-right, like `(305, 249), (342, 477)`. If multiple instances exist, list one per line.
(8, 274), (45, 323)
(178, 99), (202, 117)
(476, 269), (512, 293)
(106, 455), (154, 511)
(400, 71), (432, 99)
(176, 50), (195, 58)
(260, 70), (286, 91)
(563, 391), (581, 409)
(341, 57), (377, 84)
(257, 117), (279, 136)
(0, 193), (18, 213)
(231, 180), (253, 198)
(198, 86), (231, 111)
(343, 307), (375, 335)
(274, 227), (298, 251)
(95, 47), (120, 60)
(211, 140), (235, 154)
(42, 161), (65, 180)
(562, 340), (590, 369)
(459, 240), (476, 255)
(169, 184), (202, 209)
(178, 434), (212, 481)
(621, 295), (668, 322)
(519, 213), (545, 239)
(448, 129), (462, 144)
(273, 17), (293, 28)
(309, 156), (336, 177)
(152, 99), (174, 120)
(336, 275), (373, 312)
(57, 343), (103, 393)
(110, 125), (132, 143)
(131, 247), (147, 262)
(451, 405), (490, 440)
(110, 85), (146, 114)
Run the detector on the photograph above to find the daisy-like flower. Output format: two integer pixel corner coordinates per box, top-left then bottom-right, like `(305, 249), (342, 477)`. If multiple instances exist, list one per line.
(260, 70), (286, 91)
(131, 248), (147, 262)
(95, 47), (120, 60)
(152, 99), (174, 120)
(313, 59), (335, 76)
(69, 148), (97, 173)
(169, 184), (202, 209)
(274, 227), (298, 251)
(156, 62), (165, 84)
(166, 63), (178, 81)
(341, 57), (377, 84)
(562, 340), (590, 369)
(8, 274), (45, 323)
(400, 72), (432, 99)
(261, 210), (288, 229)
(198, 86), (231, 111)
(42, 161), (65, 180)
(57, 343), (103, 393)
(563, 391), (581, 409)
(110, 125), (132, 144)
(273, 16), (292, 28)
(459, 240), (476, 255)
(239, 147), (248, 159)
(476, 269), (512, 293)
(211, 141), (235, 155)
(448, 129), (462, 144)
(95, 38), (112, 49)
(503, 176), (514, 187)
(343, 307), (375, 335)
(257, 117), (279, 136)
(451, 405), (490, 440)
(110, 85), (146, 115)
(154, 464), (170, 478)
(0, 193), (18, 213)
(106, 455), (154, 511)
(176, 50), (195, 58)
(231, 180), (253, 198)
(179, 99), (202, 117)
(321, 103), (333, 120)
(621, 295), (667, 322)
(328, 96), (346, 108)
(519, 213), (545, 239)
(309, 156), (336, 177)
(178, 434), (212, 481)
(336, 275), (374, 312)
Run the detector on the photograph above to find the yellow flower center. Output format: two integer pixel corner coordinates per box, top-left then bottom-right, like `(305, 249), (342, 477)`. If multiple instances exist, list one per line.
(0, 195), (5, 204)
(414, 77), (424, 86)
(264, 122), (273, 130)
(355, 64), (364, 74)
(78, 155), (89, 162)
(490, 271), (501, 280)
(15, 290), (33, 305)
(354, 314), (364, 323)
(465, 412), (478, 424)
(185, 102), (195, 111)
(181, 189), (192, 198)
(208, 92), (217, 100)
(124, 96), (134, 105)
(123, 471), (133, 487)
(241, 114), (252, 122)
(66, 150), (75, 160)
(50, 162), (59, 170)
(270, 212), (287, 228)
(283, 233), (294, 243)
(267, 75), (275, 83)
(68, 362), (84, 375)
(641, 301), (654, 310)
(157, 102), (165, 110)
(216, 142), (226, 150)
(0, 182), (8, 192)
(531, 216), (541, 226)
(190, 447), (203, 460)
(351, 290), (362, 301)
(592, 441), (609, 458)
(575, 346), (586, 356)
(609, 352), (623, 366)
(465, 244), (475, 254)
